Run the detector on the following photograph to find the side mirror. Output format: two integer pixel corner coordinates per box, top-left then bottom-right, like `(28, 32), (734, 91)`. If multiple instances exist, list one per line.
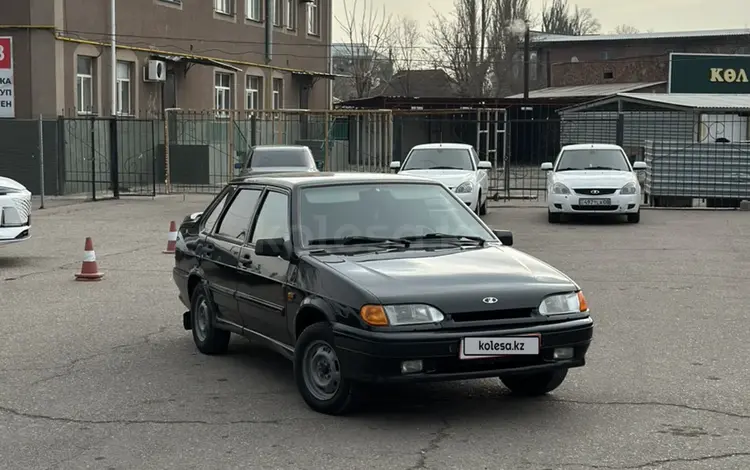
(478, 161), (492, 169)
(255, 237), (289, 259)
(632, 161), (648, 170)
(492, 229), (513, 246)
(188, 212), (203, 221)
(540, 162), (553, 171)
(389, 161), (401, 170)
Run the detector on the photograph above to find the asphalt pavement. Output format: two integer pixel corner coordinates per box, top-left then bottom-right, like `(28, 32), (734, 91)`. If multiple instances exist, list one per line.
(1, 196), (748, 470)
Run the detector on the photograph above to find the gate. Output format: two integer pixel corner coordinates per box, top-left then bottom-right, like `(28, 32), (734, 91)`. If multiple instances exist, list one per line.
(476, 108), (507, 200)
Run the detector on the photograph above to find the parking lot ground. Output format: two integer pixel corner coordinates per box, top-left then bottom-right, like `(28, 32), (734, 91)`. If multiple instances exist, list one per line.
(1, 198), (749, 470)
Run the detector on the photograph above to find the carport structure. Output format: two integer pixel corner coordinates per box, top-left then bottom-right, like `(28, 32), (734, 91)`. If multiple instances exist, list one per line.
(557, 93), (750, 207)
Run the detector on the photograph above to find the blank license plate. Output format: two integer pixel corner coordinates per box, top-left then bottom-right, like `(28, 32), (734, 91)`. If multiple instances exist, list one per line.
(579, 198), (611, 206)
(460, 336), (540, 360)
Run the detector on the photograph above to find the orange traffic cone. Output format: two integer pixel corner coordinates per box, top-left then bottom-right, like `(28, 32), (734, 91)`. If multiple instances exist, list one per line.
(163, 221), (177, 254)
(75, 237), (104, 281)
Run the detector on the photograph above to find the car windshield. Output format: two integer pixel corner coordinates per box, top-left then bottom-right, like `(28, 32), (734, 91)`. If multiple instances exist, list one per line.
(556, 149), (631, 171)
(401, 148), (474, 171)
(250, 149), (311, 168)
(296, 183), (494, 248)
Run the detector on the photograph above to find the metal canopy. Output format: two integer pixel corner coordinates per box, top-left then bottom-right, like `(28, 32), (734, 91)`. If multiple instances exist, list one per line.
(151, 54), (243, 73)
(558, 93), (750, 113)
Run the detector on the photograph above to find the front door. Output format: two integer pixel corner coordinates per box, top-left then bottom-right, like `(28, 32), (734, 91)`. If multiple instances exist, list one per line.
(236, 189), (292, 344)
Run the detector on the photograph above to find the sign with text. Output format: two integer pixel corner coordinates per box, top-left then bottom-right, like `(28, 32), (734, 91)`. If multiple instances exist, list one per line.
(668, 53), (750, 94)
(0, 36), (15, 118)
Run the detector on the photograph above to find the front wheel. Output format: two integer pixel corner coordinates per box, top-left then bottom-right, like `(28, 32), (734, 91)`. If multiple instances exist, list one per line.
(294, 322), (359, 415)
(479, 192), (488, 215)
(627, 211), (640, 223)
(500, 369), (568, 396)
(548, 210), (561, 223)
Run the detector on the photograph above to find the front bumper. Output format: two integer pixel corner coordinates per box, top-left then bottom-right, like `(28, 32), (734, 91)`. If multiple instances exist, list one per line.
(548, 192), (640, 214)
(333, 317), (593, 383)
(454, 191), (476, 209)
(0, 191), (32, 245)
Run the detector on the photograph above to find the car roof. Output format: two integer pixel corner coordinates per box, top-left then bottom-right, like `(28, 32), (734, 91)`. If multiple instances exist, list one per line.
(230, 171), (440, 189)
(410, 143), (474, 150)
(251, 145), (310, 152)
(561, 143), (624, 151)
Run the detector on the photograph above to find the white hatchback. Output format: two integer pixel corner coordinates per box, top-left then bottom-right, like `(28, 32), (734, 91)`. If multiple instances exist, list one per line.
(390, 143), (492, 215)
(541, 144), (647, 224)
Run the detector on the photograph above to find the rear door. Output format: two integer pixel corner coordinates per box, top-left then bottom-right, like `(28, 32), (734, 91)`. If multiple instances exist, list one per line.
(200, 186), (264, 329)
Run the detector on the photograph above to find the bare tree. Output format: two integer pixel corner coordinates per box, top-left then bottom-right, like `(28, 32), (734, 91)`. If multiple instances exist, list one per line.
(427, 0), (492, 97)
(389, 15), (423, 95)
(613, 24), (639, 34)
(541, 0), (600, 35)
(487, 0), (533, 96)
(335, 0), (394, 99)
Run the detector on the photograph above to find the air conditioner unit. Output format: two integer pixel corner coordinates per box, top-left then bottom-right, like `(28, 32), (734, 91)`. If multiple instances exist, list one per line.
(144, 60), (167, 82)
(299, 0), (315, 3)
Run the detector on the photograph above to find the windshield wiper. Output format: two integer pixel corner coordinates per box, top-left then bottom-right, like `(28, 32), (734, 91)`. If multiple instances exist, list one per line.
(587, 166), (622, 170)
(428, 166), (464, 170)
(400, 233), (486, 246)
(308, 236), (411, 247)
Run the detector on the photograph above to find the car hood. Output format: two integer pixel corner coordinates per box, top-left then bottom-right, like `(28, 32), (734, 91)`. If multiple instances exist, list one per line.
(398, 169), (474, 188)
(0, 176), (26, 191)
(554, 171), (635, 188)
(312, 245), (578, 312)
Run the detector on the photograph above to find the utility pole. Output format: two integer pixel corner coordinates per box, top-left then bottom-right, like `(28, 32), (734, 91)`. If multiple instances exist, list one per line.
(523, 21), (530, 100)
(110, 0), (117, 115)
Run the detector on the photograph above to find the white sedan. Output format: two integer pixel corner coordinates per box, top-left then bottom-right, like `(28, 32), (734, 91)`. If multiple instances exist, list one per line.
(541, 143), (647, 224)
(0, 176), (32, 245)
(390, 143), (492, 215)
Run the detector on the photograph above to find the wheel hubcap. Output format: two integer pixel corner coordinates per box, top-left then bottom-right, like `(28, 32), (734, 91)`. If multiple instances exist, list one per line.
(195, 298), (209, 341)
(302, 340), (341, 401)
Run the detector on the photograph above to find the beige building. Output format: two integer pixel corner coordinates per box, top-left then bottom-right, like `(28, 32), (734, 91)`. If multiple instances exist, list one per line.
(4, 0), (334, 118)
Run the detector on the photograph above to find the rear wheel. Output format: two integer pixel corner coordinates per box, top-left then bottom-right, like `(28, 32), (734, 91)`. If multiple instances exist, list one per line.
(627, 211), (640, 223)
(500, 369), (568, 396)
(548, 210), (561, 223)
(190, 282), (231, 355)
(294, 322), (359, 415)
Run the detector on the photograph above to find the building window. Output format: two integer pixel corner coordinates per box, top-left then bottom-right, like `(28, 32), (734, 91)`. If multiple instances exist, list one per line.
(273, 0), (283, 26)
(285, 0), (296, 30)
(247, 0), (262, 21)
(272, 78), (283, 109)
(76, 56), (95, 114)
(215, 72), (233, 116)
(603, 70), (614, 80)
(307, 0), (319, 36)
(246, 75), (263, 110)
(116, 61), (133, 116)
(215, 0), (233, 15)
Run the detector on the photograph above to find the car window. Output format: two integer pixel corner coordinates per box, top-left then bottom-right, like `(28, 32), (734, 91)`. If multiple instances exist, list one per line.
(250, 149), (312, 168)
(556, 149), (631, 172)
(215, 189), (262, 241)
(401, 148), (474, 171)
(250, 191), (291, 243)
(297, 183), (493, 246)
(201, 189), (231, 233)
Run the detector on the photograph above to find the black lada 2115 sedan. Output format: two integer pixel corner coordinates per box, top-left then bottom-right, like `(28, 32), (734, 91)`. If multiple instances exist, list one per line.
(172, 172), (594, 415)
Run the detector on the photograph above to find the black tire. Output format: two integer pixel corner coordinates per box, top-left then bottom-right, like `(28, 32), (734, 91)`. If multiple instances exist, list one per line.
(479, 193), (488, 215)
(500, 369), (568, 396)
(294, 322), (359, 415)
(548, 210), (561, 223)
(627, 211), (640, 223)
(190, 282), (231, 355)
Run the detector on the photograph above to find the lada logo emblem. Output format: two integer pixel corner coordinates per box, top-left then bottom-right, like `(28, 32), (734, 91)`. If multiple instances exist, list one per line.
(482, 297), (498, 304)
(590, 190), (600, 194)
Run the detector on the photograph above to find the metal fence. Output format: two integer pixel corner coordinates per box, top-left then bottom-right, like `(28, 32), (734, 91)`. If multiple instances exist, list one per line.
(1, 107), (749, 208)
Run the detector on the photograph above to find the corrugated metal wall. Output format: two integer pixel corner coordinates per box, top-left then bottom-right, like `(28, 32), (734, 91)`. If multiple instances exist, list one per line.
(559, 111), (697, 153)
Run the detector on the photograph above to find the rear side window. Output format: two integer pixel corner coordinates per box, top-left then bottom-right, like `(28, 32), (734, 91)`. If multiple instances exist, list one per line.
(201, 190), (231, 233)
(215, 189), (263, 241)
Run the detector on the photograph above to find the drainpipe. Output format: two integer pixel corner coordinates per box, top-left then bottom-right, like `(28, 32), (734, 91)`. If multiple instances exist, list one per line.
(110, 0), (117, 115)
(265, 0), (272, 64)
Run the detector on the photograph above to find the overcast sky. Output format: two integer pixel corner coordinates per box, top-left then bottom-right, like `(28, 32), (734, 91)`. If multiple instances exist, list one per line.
(332, 0), (750, 40)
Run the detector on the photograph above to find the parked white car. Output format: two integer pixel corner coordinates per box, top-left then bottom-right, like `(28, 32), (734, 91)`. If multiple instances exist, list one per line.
(390, 143), (492, 215)
(0, 176), (32, 245)
(541, 143), (647, 224)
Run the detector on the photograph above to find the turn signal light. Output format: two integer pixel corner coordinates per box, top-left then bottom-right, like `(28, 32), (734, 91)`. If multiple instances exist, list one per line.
(360, 304), (389, 326)
(577, 291), (589, 312)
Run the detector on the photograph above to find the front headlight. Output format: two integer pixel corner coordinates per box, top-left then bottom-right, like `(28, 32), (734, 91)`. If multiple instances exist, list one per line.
(538, 291), (589, 315)
(551, 182), (570, 194)
(620, 182), (637, 194)
(454, 181), (474, 193)
(360, 304), (445, 326)
(0, 186), (21, 194)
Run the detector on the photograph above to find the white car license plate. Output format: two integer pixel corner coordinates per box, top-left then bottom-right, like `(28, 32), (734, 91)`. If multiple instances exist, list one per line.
(579, 198), (611, 206)
(459, 336), (540, 360)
